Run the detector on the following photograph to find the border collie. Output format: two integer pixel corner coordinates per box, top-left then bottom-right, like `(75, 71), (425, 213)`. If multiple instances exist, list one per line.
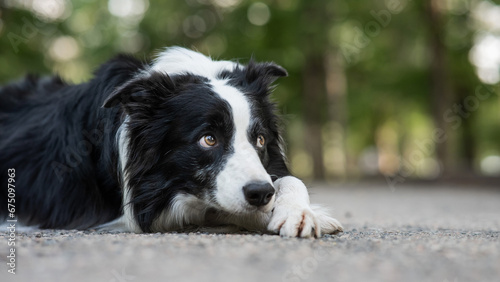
(0, 47), (342, 238)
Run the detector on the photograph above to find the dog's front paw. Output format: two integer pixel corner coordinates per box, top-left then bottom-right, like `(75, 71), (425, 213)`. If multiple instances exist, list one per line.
(268, 205), (318, 238)
(310, 204), (343, 235)
(267, 204), (343, 238)
(268, 176), (343, 238)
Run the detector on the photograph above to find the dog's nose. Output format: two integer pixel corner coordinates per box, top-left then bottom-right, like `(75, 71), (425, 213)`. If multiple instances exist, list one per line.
(243, 182), (275, 207)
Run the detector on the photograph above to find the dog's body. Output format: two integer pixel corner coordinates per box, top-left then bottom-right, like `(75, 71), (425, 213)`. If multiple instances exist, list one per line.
(0, 47), (342, 237)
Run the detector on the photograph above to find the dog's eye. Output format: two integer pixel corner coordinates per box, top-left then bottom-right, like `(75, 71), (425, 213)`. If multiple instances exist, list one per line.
(200, 135), (217, 148)
(256, 135), (265, 148)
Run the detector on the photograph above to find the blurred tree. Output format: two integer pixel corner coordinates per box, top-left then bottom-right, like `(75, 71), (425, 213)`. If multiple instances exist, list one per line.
(1, 0), (499, 180)
(446, 5), (480, 173)
(424, 0), (454, 174)
(298, 0), (329, 180)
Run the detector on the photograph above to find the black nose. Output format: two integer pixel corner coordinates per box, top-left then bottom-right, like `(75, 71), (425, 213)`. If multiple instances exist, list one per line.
(243, 182), (275, 207)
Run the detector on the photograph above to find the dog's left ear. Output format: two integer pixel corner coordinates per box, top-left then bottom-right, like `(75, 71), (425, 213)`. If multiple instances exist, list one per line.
(102, 78), (141, 108)
(245, 61), (288, 87)
(102, 73), (175, 108)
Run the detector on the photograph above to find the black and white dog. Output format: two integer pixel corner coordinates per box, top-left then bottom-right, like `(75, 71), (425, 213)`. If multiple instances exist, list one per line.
(0, 47), (342, 238)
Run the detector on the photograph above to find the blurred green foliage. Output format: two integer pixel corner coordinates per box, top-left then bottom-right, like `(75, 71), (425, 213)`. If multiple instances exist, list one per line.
(1, 0), (500, 180)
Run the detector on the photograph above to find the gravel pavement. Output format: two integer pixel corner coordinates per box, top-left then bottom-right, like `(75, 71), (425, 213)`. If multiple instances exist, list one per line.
(1, 182), (499, 282)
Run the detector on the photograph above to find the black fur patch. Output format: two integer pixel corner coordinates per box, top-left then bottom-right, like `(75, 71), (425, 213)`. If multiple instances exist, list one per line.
(0, 53), (290, 232)
(0, 55), (145, 228)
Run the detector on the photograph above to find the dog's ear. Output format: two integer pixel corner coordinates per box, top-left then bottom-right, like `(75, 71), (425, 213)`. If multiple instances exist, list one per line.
(102, 73), (175, 108)
(102, 78), (144, 108)
(239, 60), (287, 97)
(245, 60), (288, 86)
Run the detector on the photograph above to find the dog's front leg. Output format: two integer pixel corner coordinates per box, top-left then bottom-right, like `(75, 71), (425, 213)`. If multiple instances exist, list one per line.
(267, 176), (343, 238)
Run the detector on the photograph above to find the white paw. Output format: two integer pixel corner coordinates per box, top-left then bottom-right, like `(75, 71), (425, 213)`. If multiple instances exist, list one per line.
(268, 176), (343, 238)
(267, 204), (318, 238)
(267, 204), (343, 238)
(310, 204), (343, 235)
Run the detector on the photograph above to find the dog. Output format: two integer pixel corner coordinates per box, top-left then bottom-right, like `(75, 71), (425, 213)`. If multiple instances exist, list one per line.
(0, 47), (342, 238)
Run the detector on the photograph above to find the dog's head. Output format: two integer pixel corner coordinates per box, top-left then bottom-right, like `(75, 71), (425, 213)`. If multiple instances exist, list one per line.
(103, 47), (289, 232)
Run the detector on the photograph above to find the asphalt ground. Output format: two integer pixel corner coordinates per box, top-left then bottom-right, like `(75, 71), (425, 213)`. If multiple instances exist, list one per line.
(1, 182), (499, 282)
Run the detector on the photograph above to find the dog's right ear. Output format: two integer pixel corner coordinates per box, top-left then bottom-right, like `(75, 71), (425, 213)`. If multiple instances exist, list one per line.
(102, 73), (176, 108)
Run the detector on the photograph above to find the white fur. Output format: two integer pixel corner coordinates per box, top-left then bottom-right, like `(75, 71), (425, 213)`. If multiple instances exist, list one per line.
(210, 79), (274, 214)
(103, 47), (343, 237)
(268, 176), (343, 237)
(101, 118), (141, 233)
(151, 194), (209, 231)
(151, 193), (272, 233)
(152, 47), (274, 214)
(151, 47), (238, 79)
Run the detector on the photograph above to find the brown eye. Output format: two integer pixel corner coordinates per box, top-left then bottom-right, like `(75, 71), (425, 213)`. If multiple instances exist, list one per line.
(200, 135), (217, 148)
(256, 135), (265, 148)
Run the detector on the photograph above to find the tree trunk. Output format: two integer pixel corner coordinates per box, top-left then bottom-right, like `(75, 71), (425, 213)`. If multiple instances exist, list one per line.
(424, 0), (454, 175)
(325, 52), (348, 178)
(300, 0), (331, 180)
(457, 85), (476, 172)
(303, 56), (326, 180)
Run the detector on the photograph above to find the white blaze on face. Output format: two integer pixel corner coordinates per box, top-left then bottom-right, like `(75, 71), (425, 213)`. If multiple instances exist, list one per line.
(210, 79), (274, 213)
(150, 47), (274, 213)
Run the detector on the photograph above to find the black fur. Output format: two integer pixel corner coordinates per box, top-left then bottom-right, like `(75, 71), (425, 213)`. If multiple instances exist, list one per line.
(0, 53), (290, 232)
(0, 55), (145, 229)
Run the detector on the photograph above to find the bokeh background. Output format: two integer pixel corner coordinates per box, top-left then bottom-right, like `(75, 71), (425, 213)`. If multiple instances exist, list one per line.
(1, 0), (500, 183)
